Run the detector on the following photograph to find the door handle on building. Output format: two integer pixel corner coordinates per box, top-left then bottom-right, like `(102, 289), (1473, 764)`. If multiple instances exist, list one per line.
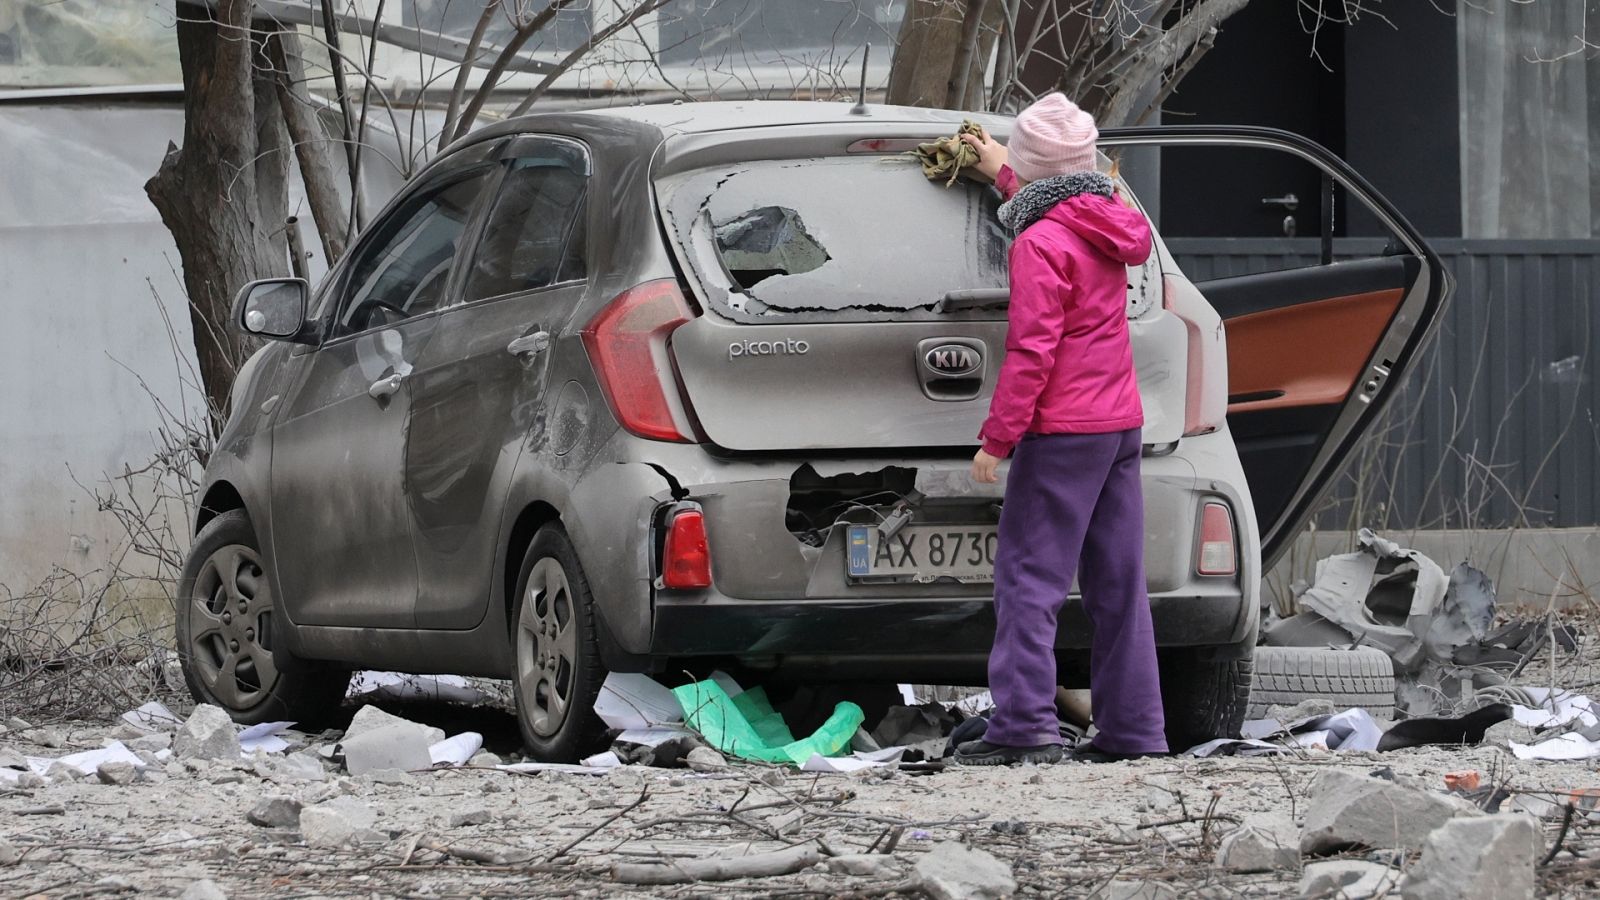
(368, 373), (404, 400)
(507, 331), (551, 357)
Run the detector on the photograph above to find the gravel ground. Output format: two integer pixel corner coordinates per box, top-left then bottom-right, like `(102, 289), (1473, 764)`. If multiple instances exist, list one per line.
(4, 709), (1600, 899)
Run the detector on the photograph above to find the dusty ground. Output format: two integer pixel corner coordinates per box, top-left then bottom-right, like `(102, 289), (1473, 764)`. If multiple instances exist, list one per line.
(4, 704), (1600, 899)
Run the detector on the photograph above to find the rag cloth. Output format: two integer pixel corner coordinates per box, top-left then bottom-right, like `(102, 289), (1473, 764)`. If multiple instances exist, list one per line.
(908, 119), (985, 186)
(984, 429), (1168, 754)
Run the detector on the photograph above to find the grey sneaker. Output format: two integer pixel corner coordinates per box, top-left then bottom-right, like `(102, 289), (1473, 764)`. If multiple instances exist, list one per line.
(951, 740), (1064, 766)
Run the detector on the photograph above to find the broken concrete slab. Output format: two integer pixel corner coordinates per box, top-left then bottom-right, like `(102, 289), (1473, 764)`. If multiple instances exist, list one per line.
(23, 728), (67, 748)
(469, 751), (503, 768)
(180, 880), (228, 900)
(255, 751), (327, 784)
(449, 808), (491, 827)
(341, 722), (432, 775)
(344, 706), (446, 745)
(1401, 815), (1541, 900)
(685, 747), (728, 772)
(1215, 825), (1298, 873)
(1300, 770), (1479, 854)
(247, 796), (303, 829)
(826, 854), (901, 877)
(95, 760), (138, 785)
(1299, 860), (1400, 898)
(174, 705), (241, 761)
(299, 797), (381, 848)
(128, 732), (172, 753)
(915, 842), (1016, 900)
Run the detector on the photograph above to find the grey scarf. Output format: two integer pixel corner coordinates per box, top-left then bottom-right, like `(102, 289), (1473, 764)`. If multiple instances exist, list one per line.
(997, 171), (1115, 233)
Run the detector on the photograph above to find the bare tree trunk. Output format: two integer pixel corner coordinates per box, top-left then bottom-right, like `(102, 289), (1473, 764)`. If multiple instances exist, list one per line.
(888, 0), (1005, 110)
(268, 32), (348, 264)
(254, 33), (291, 271)
(146, 0), (279, 422)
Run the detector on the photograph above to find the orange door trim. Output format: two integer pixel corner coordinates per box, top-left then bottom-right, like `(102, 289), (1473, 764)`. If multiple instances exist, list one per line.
(1225, 288), (1404, 414)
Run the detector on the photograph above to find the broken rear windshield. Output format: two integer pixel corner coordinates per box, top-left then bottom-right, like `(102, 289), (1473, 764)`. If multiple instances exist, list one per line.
(664, 157), (1010, 319)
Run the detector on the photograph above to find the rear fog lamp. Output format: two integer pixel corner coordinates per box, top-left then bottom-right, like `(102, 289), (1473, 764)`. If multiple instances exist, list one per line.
(1197, 502), (1237, 576)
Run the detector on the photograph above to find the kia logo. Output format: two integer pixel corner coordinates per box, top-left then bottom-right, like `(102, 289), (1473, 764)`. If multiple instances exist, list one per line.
(924, 344), (982, 377)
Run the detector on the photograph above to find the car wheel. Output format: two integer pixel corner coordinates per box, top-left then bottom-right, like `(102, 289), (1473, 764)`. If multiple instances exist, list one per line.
(1159, 644), (1254, 750)
(512, 524), (608, 762)
(1247, 646), (1395, 720)
(175, 510), (349, 726)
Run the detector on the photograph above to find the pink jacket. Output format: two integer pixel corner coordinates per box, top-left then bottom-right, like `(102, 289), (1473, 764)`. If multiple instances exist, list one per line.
(979, 166), (1153, 459)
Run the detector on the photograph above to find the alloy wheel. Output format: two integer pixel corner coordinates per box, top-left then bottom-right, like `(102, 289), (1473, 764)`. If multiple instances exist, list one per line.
(517, 558), (578, 737)
(186, 544), (278, 709)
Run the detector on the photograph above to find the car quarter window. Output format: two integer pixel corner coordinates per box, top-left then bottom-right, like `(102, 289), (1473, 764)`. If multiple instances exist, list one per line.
(462, 143), (589, 303)
(334, 167), (495, 337)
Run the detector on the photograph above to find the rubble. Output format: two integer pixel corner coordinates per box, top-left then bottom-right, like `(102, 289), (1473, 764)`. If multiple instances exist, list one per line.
(1298, 860), (1400, 898)
(1401, 815), (1541, 900)
(341, 722), (432, 775)
(95, 760), (137, 785)
(826, 854), (901, 877)
(449, 808), (492, 827)
(685, 747), (729, 771)
(247, 796), (303, 828)
(180, 880), (228, 900)
(915, 842), (1016, 900)
(0, 840), (21, 867)
(255, 750), (327, 784)
(173, 705), (242, 761)
(344, 705), (447, 745)
(128, 732), (172, 753)
(469, 751), (503, 767)
(1215, 825), (1298, 872)
(1300, 770), (1479, 854)
(1090, 881), (1177, 900)
(299, 797), (383, 848)
(22, 728), (67, 748)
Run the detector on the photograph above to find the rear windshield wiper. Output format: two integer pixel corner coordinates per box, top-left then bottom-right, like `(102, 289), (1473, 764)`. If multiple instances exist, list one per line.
(935, 288), (1010, 314)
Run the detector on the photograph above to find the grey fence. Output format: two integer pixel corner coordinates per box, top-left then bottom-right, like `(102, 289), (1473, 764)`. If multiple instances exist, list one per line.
(1167, 238), (1600, 530)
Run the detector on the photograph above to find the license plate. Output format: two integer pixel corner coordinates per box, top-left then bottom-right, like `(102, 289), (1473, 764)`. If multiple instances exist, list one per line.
(847, 524), (998, 583)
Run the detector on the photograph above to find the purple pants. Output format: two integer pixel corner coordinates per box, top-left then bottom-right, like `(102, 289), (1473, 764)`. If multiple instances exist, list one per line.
(983, 429), (1168, 753)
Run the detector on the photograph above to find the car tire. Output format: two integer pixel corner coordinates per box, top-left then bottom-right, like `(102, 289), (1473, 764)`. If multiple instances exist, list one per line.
(1159, 644), (1254, 750)
(175, 510), (349, 726)
(512, 524), (609, 762)
(1247, 646), (1396, 720)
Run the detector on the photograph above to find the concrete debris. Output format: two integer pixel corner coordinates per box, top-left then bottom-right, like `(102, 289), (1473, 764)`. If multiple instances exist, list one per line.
(15, 771), (46, 789)
(299, 797), (382, 848)
(1300, 770), (1479, 854)
(45, 760), (85, 782)
(246, 796), (303, 828)
(341, 722), (432, 775)
(826, 854), (901, 877)
(23, 728), (67, 748)
(1298, 860), (1400, 899)
(915, 842), (1017, 900)
(255, 751), (328, 784)
(5, 717), (32, 731)
(0, 840), (20, 867)
(449, 808), (492, 827)
(685, 747), (729, 771)
(1090, 880), (1178, 900)
(469, 751), (503, 768)
(180, 879), (228, 900)
(1216, 825), (1299, 872)
(94, 876), (136, 892)
(345, 705), (447, 745)
(95, 760), (138, 785)
(1401, 815), (1541, 900)
(174, 705), (242, 761)
(0, 747), (27, 770)
(364, 768), (415, 785)
(128, 732), (173, 753)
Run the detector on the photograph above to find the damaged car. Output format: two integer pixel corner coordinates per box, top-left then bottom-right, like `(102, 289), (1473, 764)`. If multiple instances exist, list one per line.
(180, 103), (1450, 759)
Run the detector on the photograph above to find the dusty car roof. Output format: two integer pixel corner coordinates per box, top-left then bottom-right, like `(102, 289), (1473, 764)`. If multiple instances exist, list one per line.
(485, 100), (1010, 139)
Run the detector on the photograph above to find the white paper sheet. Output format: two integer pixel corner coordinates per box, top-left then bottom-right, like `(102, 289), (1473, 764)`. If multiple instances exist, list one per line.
(581, 750), (623, 769)
(1509, 733), (1600, 761)
(594, 673), (684, 730)
(1183, 737), (1288, 758)
(1512, 690), (1598, 729)
(1234, 708), (1382, 752)
(346, 671), (491, 705)
(429, 732), (484, 767)
(615, 727), (699, 748)
(121, 700), (182, 733)
(800, 747), (906, 773)
(16, 741), (148, 780)
(237, 721), (295, 755)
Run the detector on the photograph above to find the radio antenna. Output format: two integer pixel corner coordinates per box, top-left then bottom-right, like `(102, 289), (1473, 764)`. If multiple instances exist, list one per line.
(850, 43), (871, 115)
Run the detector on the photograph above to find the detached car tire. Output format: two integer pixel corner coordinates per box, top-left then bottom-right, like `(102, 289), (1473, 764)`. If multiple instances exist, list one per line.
(512, 524), (609, 762)
(176, 510), (349, 726)
(1247, 646), (1395, 719)
(1159, 645), (1253, 749)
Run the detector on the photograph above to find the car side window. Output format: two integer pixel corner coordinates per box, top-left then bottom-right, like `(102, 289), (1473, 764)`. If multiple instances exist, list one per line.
(462, 146), (588, 303)
(335, 168), (494, 337)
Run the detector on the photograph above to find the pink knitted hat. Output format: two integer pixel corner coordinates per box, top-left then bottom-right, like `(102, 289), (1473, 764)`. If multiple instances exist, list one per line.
(1007, 93), (1099, 183)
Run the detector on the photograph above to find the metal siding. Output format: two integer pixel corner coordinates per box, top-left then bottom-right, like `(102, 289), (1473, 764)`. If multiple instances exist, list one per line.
(1169, 238), (1600, 529)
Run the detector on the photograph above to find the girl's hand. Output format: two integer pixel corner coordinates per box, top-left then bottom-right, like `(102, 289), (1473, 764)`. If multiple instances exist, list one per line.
(960, 128), (1007, 183)
(971, 449), (1001, 484)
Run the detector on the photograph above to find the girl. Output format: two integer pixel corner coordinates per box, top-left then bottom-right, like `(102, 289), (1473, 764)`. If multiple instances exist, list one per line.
(953, 94), (1168, 765)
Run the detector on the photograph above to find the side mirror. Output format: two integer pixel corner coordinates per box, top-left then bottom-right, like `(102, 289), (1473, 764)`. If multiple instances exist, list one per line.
(234, 278), (312, 342)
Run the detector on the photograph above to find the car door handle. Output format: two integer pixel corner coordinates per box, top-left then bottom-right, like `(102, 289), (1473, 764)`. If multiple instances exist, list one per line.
(368, 373), (405, 400)
(507, 331), (551, 357)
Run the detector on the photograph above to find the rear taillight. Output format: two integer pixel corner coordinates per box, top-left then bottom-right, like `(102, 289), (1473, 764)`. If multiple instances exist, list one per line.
(581, 279), (696, 442)
(662, 509), (712, 589)
(1196, 502), (1237, 576)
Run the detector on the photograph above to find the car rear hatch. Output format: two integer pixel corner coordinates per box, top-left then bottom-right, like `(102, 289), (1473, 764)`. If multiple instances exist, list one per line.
(653, 127), (1186, 453)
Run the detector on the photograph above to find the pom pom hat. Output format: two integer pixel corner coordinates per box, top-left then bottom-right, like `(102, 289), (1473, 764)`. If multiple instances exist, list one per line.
(1006, 93), (1099, 183)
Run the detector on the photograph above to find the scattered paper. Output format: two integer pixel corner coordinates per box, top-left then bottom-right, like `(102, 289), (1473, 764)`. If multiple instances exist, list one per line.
(238, 721), (295, 755)
(582, 750), (624, 769)
(1184, 737), (1288, 758)
(13, 741), (148, 779)
(801, 747), (906, 773)
(1512, 689), (1598, 729)
(595, 673), (684, 730)
(1510, 733), (1600, 761)
(346, 671), (491, 705)
(897, 684), (917, 706)
(1237, 708), (1382, 752)
(429, 732), (484, 767)
(953, 691), (994, 717)
(121, 701), (182, 733)
(615, 727), (700, 748)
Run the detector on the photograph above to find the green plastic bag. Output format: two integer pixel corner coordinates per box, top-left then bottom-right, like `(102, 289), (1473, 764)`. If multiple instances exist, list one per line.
(672, 679), (863, 767)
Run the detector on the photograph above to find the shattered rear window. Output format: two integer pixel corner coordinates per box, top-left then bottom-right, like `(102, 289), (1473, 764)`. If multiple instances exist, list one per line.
(664, 157), (1010, 318)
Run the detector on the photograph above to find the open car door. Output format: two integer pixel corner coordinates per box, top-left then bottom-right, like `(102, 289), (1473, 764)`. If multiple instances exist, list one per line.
(1099, 126), (1452, 568)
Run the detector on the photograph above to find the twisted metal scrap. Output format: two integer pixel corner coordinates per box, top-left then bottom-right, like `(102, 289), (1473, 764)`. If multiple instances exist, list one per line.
(909, 120), (985, 186)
